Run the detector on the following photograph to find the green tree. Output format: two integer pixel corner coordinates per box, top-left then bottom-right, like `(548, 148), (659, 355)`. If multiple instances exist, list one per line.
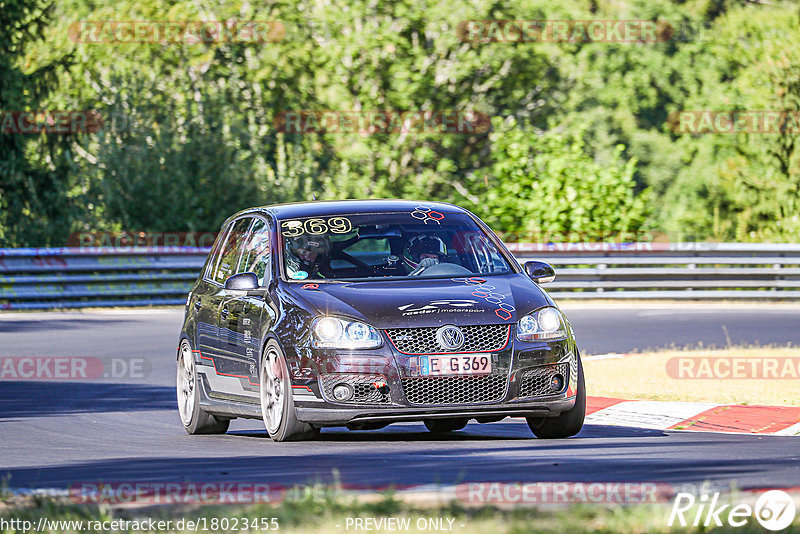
(15, 0), (793, 245)
(661, 4), (800, 241)
(0, 0), (75, 246)
(468, 119), (650, 241)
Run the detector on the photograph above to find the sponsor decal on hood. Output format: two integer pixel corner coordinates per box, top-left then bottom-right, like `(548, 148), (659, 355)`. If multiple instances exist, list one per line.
(284, 273), (551, 329)
(397, 299), (482, 316)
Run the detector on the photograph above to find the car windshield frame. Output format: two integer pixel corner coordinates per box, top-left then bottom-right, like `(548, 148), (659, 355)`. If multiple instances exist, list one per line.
(274, 210), (520, 283)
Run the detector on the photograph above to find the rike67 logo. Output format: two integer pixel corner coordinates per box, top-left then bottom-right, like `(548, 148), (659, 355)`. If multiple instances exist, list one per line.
(669, 490), (796, 531)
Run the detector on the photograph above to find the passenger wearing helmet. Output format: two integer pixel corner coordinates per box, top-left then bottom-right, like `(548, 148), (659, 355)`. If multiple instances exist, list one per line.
(286, 235), (332, 279)
(403, 234), (448, 275)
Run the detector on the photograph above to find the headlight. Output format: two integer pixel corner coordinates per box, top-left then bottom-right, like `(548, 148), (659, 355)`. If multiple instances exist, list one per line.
(516, 307), (568, 341)
(312, 317), (382, 349)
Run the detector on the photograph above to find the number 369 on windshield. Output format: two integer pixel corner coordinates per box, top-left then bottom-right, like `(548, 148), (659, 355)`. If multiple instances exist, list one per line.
(280, 217), (352, 237)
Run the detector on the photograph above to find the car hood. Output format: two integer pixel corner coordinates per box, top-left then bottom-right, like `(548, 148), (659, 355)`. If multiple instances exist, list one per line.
(285, 273), (554, 329)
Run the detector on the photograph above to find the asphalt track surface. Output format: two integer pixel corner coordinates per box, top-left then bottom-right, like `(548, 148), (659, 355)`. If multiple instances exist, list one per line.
(2, 304), (800, 493)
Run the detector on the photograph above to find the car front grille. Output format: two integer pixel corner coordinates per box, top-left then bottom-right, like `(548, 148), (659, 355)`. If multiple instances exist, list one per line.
(518, 364), (570, 398)
(319, 373), (391, 404)
(385, 324), (510, 354)
(400, 374), (508, 405)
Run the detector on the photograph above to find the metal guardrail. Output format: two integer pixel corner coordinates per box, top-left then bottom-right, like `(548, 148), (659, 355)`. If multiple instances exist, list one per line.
(509, 242), (800, 300)
(0, 247), (208, 310)
(1, 243), (800, 309)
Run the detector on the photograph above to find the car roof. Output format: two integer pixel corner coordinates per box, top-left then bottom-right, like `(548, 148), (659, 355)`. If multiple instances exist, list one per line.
(233, 199), (469, 221)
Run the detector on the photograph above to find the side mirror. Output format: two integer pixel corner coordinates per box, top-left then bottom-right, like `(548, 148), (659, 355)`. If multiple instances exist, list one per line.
(224, 272), (259, 291)
(524, 261), (556, 284)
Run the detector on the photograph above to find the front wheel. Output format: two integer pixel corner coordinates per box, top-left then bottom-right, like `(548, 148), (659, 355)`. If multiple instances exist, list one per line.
(527, 353), (586, 439)
(260, 340), (319, 442)
(176, 339), (230, 435)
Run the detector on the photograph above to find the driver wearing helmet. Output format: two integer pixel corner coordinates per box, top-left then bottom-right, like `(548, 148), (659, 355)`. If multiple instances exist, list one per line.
(287, 235), (332, 279)
(403, 234), (447, 274)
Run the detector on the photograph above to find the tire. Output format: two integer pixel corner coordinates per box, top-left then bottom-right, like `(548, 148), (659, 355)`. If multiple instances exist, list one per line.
(177, 339), (230, 435)
(424, 418), (469, 433)
(527, 353), (586, 439)
(260, 340), (319, 442)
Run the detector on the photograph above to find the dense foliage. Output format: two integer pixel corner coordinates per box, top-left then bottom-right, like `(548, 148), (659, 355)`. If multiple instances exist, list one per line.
(1, 0), (798, 246)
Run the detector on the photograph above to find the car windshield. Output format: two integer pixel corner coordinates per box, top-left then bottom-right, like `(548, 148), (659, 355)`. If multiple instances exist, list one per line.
(279, 211), (513, 281)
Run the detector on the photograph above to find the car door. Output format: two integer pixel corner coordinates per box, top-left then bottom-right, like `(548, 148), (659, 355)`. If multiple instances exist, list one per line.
(217, 216), (272, 400)
(193, 221), (238, 363)
(196, 216), (254, 398)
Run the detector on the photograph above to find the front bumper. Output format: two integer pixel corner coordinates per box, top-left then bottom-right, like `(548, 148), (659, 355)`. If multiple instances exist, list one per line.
(296, 398), (576, 425)
(287, 331), (580, 426)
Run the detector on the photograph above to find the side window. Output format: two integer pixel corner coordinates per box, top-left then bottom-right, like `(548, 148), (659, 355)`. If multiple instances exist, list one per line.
(238, 218), (272, 286)
(212, 217), (253, 283)
(203, 226), (230, 281)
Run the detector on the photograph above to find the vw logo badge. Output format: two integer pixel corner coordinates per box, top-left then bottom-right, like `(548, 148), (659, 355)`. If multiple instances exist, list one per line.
(436, 325), (465, 351)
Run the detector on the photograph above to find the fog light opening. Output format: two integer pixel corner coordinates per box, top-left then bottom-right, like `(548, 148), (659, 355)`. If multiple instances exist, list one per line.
(370, 381), (390, 395)
(332, 383), (354, 401)
(550, 374), (565, 392)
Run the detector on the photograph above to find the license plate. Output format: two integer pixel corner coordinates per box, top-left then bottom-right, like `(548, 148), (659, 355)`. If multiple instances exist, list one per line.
(419, 354), (491, 376)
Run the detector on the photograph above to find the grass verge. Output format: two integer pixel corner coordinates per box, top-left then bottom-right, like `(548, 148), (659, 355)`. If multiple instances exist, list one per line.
(2, 492), (799, 534)
(584, 347), (800, 405)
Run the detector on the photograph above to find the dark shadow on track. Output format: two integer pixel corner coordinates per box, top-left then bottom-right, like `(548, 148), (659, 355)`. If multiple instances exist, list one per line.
(0, 381), (175, 419)
(0, 318), (133, 333)
(5, 427), (798, 490)
(228, 421), (667, 441)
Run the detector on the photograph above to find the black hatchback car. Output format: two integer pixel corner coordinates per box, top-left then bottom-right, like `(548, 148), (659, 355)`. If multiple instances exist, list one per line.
(177, 200), (585, 441)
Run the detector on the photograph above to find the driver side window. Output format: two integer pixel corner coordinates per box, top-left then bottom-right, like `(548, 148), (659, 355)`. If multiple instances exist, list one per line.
(212, 217), (253, 283)
(238, 218), (271, 286)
